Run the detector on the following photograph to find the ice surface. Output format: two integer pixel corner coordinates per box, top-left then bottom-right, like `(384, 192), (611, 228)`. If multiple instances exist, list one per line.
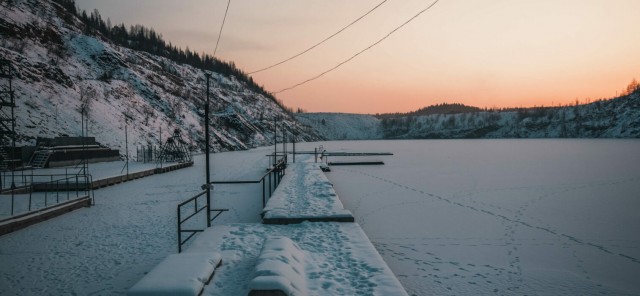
(314, 139), (640, 295)
(1, 140), (639, 295)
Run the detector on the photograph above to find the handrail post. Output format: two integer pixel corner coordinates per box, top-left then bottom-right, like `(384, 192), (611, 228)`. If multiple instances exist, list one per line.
(56, 180), (59, 203)
(262, 180), (266, 208)
(177, 206), (182, 253)
(28, 182), (32, 211)
(205, 73), (212, 228)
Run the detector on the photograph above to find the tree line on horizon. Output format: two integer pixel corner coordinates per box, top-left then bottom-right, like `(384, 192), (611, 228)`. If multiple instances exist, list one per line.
(379, 84), (640, 139)
(374, 78), (640, 119)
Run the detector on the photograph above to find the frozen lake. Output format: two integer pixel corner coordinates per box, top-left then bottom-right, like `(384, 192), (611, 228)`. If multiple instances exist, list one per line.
(1, 139), (639, 295)
(311, 139), (640, 296)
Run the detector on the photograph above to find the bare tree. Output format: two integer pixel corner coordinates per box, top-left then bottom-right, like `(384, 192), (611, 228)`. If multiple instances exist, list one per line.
(78, 83), (96, 118)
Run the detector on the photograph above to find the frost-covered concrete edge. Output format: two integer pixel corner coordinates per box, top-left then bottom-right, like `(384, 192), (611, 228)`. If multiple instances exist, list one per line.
(262, 162), (354, 223)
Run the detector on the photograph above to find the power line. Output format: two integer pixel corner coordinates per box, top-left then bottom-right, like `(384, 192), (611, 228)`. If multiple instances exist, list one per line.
(273, 0), (441, 94)
(214, 0), (232, 57)
(248, 0), (389, 75)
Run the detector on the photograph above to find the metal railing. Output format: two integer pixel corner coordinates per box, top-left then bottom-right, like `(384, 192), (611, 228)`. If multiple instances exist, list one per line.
(176, 157), (287, 252)
(211, 157), (287, 207)
(1, 170), (94, 217)
(176, 190), (227, 252)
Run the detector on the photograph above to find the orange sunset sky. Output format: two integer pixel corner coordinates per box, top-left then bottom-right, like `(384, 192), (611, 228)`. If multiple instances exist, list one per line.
(75, 0), (640, 114)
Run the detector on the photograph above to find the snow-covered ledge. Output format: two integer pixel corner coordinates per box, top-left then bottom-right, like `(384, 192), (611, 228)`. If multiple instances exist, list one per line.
(249, 237), (307, 296)
(262, 163), (354, 224)
(127, 252), (221, 296)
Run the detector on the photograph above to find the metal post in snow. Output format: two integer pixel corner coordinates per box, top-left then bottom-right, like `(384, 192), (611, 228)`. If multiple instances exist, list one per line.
(205, 73), (212, 227)
(125, 123), (129, 178)
(282, 121), (286, 164)
(274, 115), (277, 166)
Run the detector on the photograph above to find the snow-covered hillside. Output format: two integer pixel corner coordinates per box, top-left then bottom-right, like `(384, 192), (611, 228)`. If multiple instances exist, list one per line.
(381, 93), (640, 139)
(295, 113), (382, 140)
(300, 93), (640, 140)
(0, 0), (321, 154)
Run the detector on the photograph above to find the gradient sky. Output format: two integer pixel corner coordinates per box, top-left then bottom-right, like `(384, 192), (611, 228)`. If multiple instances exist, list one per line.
(75, 0), (640, 114)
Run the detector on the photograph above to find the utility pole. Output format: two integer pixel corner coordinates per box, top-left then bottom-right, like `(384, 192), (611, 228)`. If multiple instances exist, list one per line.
(205, 73), (212, 227)
(125, 123), (129, 178)
(282, 121), (286, 163)
(273, 115), (277, 166)
(159, 126), (162, 168)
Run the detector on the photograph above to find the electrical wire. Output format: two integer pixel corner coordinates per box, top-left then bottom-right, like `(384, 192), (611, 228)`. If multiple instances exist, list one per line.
(214, 0), (232, 57)
(273, 0), (441, 94)
(249, 0), (389, 74)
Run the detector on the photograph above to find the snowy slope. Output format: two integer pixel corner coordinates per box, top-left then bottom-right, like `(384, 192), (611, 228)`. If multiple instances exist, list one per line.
(298, 93), (640, 140)
(0, 0), (321, 154)
(295, 112), (382, 140)
(380, 93), (640, 139)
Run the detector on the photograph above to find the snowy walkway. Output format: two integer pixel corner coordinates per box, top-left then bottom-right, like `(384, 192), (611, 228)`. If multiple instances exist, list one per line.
(187, 222), (408, 296)
(134, 157), (405, 295)
(261, 162), (354, 224)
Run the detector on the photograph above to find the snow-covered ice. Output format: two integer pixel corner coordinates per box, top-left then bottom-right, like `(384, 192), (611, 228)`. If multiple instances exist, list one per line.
(1, 139), (639, 295)
(316, 139), (640, 295)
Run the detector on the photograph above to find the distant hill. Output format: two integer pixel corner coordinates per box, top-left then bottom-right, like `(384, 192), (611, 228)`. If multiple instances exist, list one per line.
(295, 113), (382, 140)
(301, 92), (640, 140)
(376, 103), (482, 119)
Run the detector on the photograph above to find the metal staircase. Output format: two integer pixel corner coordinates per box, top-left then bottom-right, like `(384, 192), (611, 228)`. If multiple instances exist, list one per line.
(0, 148), (8, 171)
(31, 150), (53, 168)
